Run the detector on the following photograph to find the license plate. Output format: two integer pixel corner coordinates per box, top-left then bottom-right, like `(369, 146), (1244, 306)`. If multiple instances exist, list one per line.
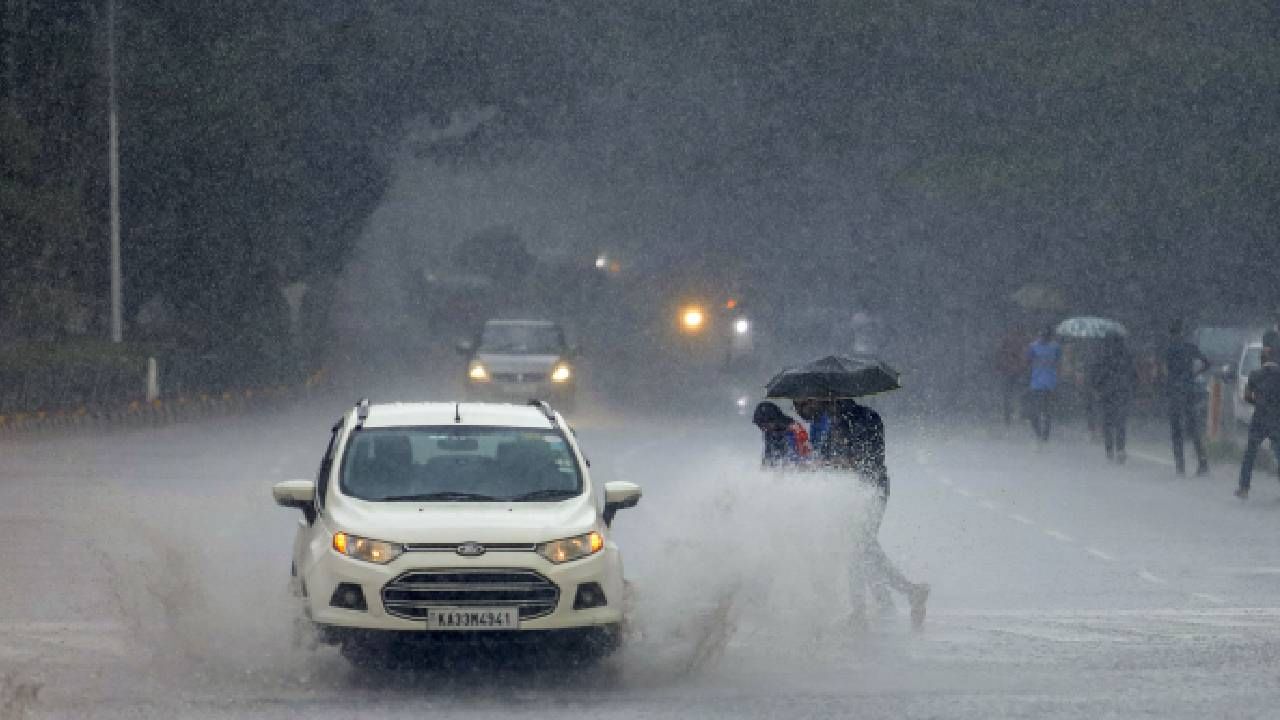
(425, 607), (519, 631)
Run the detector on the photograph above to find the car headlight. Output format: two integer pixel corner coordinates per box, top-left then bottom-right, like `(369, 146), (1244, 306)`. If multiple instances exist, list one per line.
(733, 318), (751, 335)
(332, 532), (404, 564)
(468, 363), (489, 381)
(551, 363), (572, 383)
(537, 531), (604, 564)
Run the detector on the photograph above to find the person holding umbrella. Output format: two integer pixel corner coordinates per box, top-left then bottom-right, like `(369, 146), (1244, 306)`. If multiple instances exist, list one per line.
(769, 356), (929, 630)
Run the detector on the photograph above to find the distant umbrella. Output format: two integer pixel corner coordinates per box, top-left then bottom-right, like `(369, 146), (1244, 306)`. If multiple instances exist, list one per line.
(1055, 316), (1128, 340)
(765, 354), (902, 400)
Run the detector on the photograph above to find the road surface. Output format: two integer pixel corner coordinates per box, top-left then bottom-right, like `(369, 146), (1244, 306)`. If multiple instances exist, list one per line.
(2, 394), (1279, 719)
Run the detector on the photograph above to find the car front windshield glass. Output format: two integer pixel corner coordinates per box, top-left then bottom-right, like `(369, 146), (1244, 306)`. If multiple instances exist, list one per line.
(339, 427), (582, 502)
(1242, 347), (1262, 375)
(479, 324), (564, 354)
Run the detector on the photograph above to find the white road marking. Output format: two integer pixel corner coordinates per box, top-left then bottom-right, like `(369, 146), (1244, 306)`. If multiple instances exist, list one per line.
(979, 499), (1001, 511)
(937, 476), (954, 486)
(955, 488), (974, 498)
(1044, 529), (1075, 543)
(1009, 513), (1035, 526)
(1192, 593), (1228, 605)
(1138, 570), (1168, 585)
(1128, 450), (1175, 468)
(1222, 567), (1280, 576)
(1085, 547), (1117, 562)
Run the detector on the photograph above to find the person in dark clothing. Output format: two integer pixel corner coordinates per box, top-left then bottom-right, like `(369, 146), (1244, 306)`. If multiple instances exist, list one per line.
(1089, 332), (1137, 463)
(798, 398), (929, 629)
(1235, 346), (1280, 499)
(1165, 320), (1210, 476)
(752, 401), (809, 467)
(995, 328), (1028, 426)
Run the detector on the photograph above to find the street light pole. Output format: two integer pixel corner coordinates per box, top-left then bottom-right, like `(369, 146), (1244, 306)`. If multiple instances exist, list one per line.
(107, 0), (123, 343)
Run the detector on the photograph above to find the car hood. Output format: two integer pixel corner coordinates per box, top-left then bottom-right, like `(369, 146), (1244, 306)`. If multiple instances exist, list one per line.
(476, 353), (561, 373)
(329, 495), (597, 544)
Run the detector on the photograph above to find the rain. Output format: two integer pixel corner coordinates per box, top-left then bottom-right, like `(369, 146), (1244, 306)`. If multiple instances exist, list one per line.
(2, 3), (1280, 719)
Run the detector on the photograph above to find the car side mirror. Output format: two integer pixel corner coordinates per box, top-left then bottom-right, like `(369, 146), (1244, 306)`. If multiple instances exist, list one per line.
(602, 481), (641, 527)
(455, 340), (474, 355)
(273, 479), (316, 523)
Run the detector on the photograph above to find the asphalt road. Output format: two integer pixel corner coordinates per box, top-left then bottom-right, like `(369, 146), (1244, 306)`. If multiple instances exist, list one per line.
(3, 393), (1280, 719)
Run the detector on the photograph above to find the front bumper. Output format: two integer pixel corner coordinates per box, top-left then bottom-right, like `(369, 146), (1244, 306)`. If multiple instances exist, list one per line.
(302, 545), (623, 633)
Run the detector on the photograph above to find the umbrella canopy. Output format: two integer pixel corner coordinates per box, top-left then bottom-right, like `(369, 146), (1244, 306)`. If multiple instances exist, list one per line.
(1055, 316), (1128, 340)
(765, 354), (902, 400)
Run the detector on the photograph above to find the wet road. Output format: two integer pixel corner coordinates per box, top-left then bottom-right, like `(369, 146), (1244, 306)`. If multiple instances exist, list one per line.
(3, 395), (1280, 718)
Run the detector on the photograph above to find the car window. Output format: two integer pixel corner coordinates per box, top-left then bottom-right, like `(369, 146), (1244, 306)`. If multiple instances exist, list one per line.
(1242, 347), (1262, 375)
(339, 427), (581, 502)
(479, 324), (565, 354)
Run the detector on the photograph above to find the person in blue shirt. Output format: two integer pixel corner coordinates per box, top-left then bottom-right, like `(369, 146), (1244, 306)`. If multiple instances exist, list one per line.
(1025, 326), (1063, 442)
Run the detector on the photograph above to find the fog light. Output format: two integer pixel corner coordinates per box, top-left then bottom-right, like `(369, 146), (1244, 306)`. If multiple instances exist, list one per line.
(329, 583), (368, 611)
(573, 582), (608, 610)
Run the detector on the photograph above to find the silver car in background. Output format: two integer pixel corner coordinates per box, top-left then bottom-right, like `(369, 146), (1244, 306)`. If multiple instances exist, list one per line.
(460, 320), (578, 409)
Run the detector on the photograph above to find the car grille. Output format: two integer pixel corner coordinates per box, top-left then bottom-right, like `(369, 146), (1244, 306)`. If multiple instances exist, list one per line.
(491, 372), (547, 383)
(382, 569), (560, 621)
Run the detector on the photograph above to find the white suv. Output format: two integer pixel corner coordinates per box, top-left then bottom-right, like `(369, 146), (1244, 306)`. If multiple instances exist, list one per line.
(272, 400), (641, 666)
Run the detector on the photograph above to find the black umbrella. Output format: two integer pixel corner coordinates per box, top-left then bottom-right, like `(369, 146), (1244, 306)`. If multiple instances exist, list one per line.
(765, 354), (902, 400)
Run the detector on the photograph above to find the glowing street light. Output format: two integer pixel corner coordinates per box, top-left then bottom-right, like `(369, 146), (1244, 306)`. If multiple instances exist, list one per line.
(679, 306), (706, 333)
(733, 318), (751, 335)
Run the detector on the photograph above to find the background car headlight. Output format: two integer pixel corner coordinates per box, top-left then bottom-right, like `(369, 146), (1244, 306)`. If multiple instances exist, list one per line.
(537, 531), (604, 563)
(468, 363), (489, 381)
(332, 532), (404, 564)
(551, 363), (572, 383)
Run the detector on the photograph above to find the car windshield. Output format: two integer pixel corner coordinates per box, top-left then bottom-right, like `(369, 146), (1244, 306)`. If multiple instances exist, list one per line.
(1242, 347), (1263, 375)
(339, 427), (581, 502)
(479, 324), (565, 354)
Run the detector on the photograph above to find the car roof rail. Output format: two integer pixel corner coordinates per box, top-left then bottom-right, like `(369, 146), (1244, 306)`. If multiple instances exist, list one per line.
(354, 397), (371, 429)
(527, 399), (557, 424)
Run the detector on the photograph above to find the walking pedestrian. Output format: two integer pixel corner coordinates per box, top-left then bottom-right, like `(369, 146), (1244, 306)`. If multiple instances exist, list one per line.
(797, 398), (930, 630)
(752, 401), (810, 467)
(1235, 346), (1280, 500)
(1165, 320), (1210, 476)
(1025, 326), (1062, 443)
(1089, 332), (1136, 463)
(995, 327), (1028, 426)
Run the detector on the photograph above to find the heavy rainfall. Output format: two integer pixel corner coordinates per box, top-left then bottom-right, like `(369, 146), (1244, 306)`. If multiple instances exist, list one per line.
(2, 3), (1279, 719)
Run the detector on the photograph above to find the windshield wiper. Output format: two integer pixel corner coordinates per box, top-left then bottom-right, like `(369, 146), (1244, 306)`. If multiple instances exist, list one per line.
(380, 491), (498, 502)
(508, 489), (580, 502)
